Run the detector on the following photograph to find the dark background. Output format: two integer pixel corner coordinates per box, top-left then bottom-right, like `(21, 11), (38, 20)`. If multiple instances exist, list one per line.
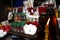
(0, 0), (60, 7)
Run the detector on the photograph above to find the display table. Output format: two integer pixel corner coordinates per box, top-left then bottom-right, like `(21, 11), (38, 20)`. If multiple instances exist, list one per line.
(8, 31), (38, 40)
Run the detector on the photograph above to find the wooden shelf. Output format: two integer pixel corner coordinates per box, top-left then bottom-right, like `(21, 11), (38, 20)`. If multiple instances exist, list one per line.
(8, 31), (37, 40)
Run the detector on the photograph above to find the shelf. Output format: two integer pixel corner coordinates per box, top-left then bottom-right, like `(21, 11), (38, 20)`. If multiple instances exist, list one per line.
(8, 31), (37, 40)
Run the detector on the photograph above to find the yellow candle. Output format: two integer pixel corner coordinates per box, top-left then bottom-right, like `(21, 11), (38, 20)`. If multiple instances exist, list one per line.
(45, 24), (49, 40)
(45, 18), (50, 40)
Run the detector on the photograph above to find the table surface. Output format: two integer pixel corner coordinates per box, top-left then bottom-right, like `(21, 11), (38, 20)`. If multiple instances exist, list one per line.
(8, 31), (37, 39)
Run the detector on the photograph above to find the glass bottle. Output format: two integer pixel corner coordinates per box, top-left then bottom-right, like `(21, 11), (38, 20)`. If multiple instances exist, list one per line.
(38, 5), (49, 40)
(47, 4), (58, 40)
